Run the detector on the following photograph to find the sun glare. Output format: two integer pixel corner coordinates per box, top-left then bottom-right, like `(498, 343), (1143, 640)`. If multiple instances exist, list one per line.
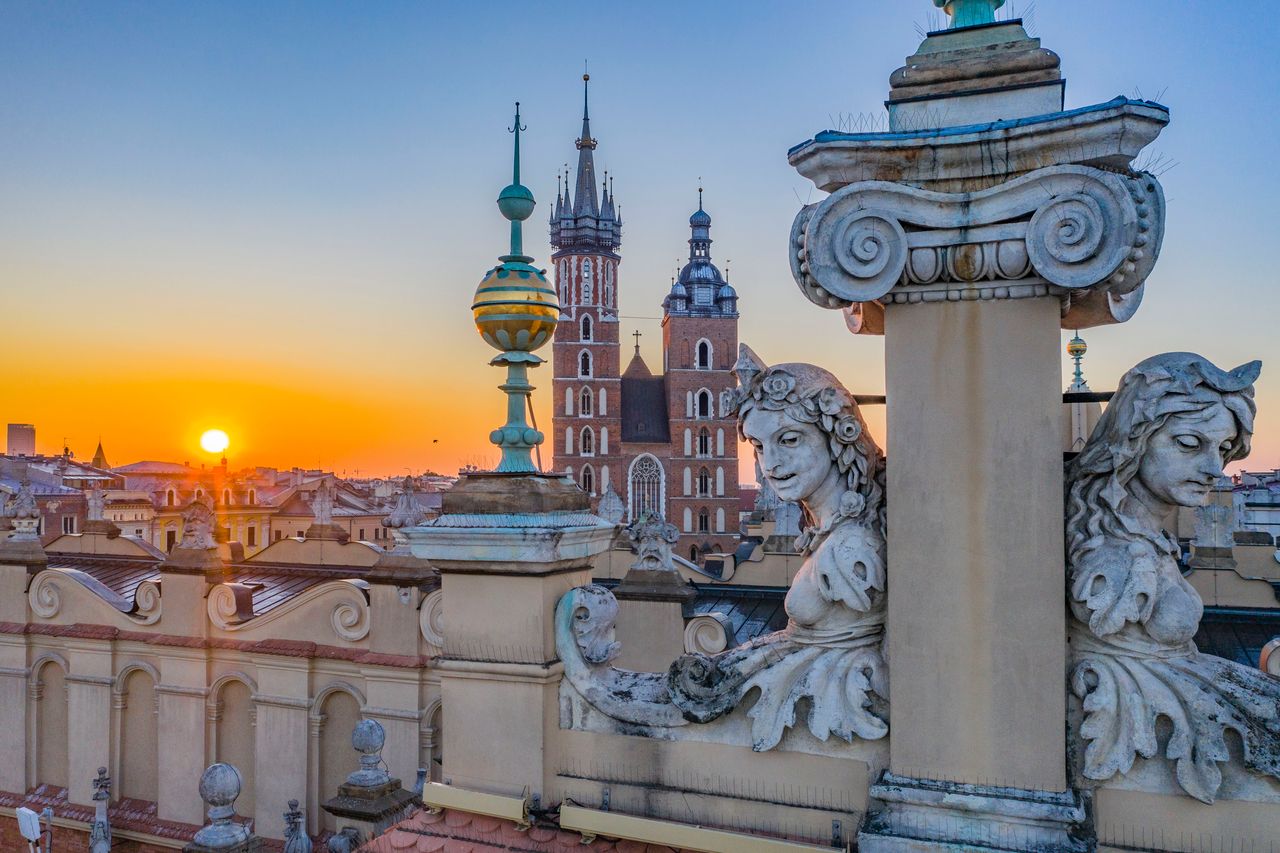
(200, 429), (230, 454)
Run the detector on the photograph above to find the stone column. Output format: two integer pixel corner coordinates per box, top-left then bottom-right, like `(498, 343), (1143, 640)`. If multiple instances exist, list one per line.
(786, 9), (1168, 850)
(405, 474), (615, 801)
(252, 660), (311, 841)
(0, 533), (43, 794)
(64, 640), (115, 806)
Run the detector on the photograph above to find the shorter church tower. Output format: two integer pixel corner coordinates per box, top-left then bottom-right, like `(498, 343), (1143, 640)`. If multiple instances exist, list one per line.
(661, 192), (740, 560)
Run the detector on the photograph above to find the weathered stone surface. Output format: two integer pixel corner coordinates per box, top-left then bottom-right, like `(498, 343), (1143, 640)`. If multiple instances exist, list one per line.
(441, 471), (589, 516)
(1066, 353), (1280, 804)
(557, 347), (889, 750)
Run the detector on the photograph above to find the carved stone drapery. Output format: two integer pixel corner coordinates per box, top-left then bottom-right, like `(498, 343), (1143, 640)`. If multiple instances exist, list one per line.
(1065, 353), (1280, 803)
(790, 164), (1164, 332)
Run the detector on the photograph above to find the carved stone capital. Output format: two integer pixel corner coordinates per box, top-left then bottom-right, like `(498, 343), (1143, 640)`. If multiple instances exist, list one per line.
(791, 164), (1164, 332)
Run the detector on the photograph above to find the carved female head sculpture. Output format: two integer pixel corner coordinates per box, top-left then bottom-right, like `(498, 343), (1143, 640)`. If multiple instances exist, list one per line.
(734, 344), (884, 542)
(1065, 354), (1277, 805)
(1067, 353), (1258, 565)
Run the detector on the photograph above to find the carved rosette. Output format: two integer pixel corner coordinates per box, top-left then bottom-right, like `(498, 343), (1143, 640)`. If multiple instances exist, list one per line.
(791, 165), (1164, 331)
(419, 589), (445, 649)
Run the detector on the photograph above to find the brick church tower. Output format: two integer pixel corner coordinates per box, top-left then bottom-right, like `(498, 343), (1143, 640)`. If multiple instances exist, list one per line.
(660, 191), (740, 559)
(548, 80), (741, 560)
(550, 74), (623, 500)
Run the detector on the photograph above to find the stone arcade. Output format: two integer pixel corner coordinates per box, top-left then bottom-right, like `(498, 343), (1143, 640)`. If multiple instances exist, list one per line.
(397, 1), (1278, 851)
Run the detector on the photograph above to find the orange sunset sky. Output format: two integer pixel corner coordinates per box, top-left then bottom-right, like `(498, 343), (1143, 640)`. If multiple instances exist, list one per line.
(4, 2), (1278, 481)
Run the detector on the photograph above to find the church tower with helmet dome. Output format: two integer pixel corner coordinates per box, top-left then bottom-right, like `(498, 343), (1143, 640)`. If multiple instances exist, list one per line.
(549, 79), (740, 560)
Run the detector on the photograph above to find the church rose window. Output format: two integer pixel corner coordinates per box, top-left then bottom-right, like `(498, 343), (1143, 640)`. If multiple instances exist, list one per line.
(628, 455), (663, 521)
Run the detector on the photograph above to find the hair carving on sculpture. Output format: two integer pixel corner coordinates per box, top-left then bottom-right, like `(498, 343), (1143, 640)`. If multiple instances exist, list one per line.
(733, 343), (885, 542)
(1066, 353), (1257, 585)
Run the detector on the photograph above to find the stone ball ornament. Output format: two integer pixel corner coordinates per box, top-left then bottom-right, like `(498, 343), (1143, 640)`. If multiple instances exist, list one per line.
(199, 762), (242, 811)
(351, 717), (385, 755)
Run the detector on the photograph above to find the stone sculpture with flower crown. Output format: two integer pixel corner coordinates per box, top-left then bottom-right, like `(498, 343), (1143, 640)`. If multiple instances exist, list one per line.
(557, 343), (889, 751)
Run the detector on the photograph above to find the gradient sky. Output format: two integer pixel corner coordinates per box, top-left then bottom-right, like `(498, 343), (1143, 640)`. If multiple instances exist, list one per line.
(3, 1), (1278, 479)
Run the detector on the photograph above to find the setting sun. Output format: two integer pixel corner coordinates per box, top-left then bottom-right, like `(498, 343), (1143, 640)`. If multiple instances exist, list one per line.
(199, 429), (230, 454)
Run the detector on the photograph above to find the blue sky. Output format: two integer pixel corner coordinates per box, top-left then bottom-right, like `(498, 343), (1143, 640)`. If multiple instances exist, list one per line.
(2, 1), (1278, 474)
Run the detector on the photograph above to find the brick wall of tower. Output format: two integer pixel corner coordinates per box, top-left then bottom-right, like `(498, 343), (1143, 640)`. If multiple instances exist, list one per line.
(551, 251), (622, 501)
(662, 313), (740, 558)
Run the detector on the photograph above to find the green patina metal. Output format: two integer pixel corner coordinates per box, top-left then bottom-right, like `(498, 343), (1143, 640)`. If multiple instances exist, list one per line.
(932, 0), (1005, 28)
(471, 103), (558, 474)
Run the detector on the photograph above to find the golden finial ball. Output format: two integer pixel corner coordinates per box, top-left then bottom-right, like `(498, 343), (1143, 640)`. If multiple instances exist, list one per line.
(1067, 335), (1087, 358)
(472, 264), (559, 353)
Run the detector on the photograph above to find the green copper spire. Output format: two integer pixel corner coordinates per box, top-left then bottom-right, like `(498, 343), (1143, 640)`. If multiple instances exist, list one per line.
(472, 103), (559, 474)
(932, 0), (1004, 28)
(497, 102), (536, 262)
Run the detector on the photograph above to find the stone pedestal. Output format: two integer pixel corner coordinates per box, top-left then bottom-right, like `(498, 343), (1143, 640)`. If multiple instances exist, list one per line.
(405, 473), (615, 801)
(322, 777), (417, 841)
(611, 559), (696, 673)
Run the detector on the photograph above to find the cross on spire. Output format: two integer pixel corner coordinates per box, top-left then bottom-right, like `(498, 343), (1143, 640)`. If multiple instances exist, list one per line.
(632, 329), (642, 356)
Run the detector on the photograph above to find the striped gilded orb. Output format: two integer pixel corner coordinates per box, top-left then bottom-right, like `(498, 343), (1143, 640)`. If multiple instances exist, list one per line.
(472, 263), (559, 353)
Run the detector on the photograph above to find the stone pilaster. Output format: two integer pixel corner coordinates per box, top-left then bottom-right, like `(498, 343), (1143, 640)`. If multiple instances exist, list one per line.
(405, 473), (615, 801)
(251, 661), (311, 841)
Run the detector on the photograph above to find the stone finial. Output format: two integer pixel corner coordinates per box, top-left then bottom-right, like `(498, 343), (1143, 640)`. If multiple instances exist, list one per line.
(89, 767), (112, 853)
(932, 0), (1004, 28)
(7, 479), (41, 542)
(180, 496), (218, 550)
(597, 484), (625, 525)
(87, 487), (106, 522)
(382, 477), (426, 530)
(626, 512), (679, 573)
(282, 799), (312, 853)
(325, 828), (361, 853)
(191, 763), (253, 849)
(347, 719), (391, 787)
(309, 478), (336, 527)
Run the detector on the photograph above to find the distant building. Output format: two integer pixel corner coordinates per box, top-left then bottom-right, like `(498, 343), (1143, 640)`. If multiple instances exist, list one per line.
(549, 77), (741, 561)
(6, 424), (35, 456)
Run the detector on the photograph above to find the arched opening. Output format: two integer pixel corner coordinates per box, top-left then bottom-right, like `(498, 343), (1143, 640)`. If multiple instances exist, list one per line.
(318, 689), (361, 833)
(580, 465), (595, 495)
(579, 350), (592, 378)
(698, 467), (711, 497)
(166, 490), (175, 507)
(580, 426), (595, 456)
(697, 507), (710, 533)
(119, 668), (159, 802)
(34, 660), (68, 788)
(222, 489), (232, 506)
(581, 314), (593, 341)
(248, 489), (256, 506)
(579, 387), (593, 417)
(581, 258), (593, 303)
(628, 455), (664, 522)
(428, 704), (444, 783)
(215, 680), (255, 816)
(697, 390), (712, 419)
(698, 428), (711, 457)
(690, 545), (699, 562)
(697, 339), (712, 370)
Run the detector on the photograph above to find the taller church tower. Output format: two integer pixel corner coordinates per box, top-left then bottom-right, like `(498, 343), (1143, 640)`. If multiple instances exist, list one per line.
(550, 75), (623, 499)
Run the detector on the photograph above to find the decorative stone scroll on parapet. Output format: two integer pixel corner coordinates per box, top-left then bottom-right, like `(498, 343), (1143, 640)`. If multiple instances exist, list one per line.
(557, 346), (890, 753)
(1066, 353), (1280, 805)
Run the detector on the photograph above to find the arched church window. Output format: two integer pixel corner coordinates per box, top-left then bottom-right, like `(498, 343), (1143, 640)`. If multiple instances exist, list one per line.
(166, 490), (175, 507)
(697, 507), (710, 533)
(223, 489), (232, 506)
(697, 389), (712, 419)
(628, 455), (663, 522)
(698, 428), (711, 457)
(579, 350), (592, 378)
(580, 426), (595, 456)
(698, 467), (711, 497)
(579, 387), (593, 417)
(581, 259), (593, 303)
(580, 465), (594, 495)
(581, 314), (592, 341)
(697, 339), (712, 370)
